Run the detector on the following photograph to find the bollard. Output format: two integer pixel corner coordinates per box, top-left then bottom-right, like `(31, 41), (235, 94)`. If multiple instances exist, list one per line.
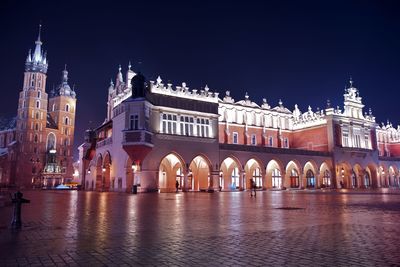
(11, 191), (30, 229)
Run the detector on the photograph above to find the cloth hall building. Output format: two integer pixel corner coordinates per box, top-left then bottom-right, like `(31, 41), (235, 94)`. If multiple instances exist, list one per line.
(78, 66), (400, 193)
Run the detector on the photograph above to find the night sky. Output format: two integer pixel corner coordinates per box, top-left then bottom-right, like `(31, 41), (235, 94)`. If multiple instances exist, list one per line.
(1, 0), (400, 159)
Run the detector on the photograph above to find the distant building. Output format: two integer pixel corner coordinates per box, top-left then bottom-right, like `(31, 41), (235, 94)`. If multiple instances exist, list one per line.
(78, 65), (400, 193)
(0, 26), (77, 188)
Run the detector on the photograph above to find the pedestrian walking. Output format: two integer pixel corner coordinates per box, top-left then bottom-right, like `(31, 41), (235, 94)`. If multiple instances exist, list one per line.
(175, 180), (179, 193)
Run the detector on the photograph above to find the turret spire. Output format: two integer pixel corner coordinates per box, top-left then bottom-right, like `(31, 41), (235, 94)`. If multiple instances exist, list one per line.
(25, 24), (48, 73)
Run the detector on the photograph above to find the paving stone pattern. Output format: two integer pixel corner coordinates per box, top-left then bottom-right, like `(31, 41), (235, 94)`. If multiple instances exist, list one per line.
(1, 190), (400, 266)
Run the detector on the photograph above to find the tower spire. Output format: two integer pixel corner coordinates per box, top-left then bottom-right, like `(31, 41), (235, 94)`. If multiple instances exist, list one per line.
(36, 24), (42, 44)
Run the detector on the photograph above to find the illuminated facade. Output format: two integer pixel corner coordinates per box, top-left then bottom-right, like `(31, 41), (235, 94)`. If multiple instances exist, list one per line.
(0, 26), (77, 188)
(78, 65), (400, 193)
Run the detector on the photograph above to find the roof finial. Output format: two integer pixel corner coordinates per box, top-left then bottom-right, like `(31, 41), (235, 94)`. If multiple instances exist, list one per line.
(118, 64), (122, 72)
(64, 64), (67, 71)
(128, 61), (131, 71)
(36, 24), (42, 44)
(349, 76), (353, 87)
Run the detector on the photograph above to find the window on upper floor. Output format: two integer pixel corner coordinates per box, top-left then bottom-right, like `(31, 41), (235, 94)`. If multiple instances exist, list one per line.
(65, 104), (70, 112)
(65, 117), (69, 125)
(196, 118), (210, 137)
(251, 134), (256, 145)
(36, 100), (40, 109)
(162, 113), (177, 134)
(130, 114), (139, 130)
(342, 132), (349, 147)
(180, 116), (194, 136)
(37, 91), (41, 98)
(268, 136), (273, 147)
(354, 134), (361, 148)
(284, 138), (289, 148)
(233, 132), (238, 144)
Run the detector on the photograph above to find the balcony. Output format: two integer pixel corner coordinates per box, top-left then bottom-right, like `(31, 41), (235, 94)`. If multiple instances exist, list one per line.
(123, 130), (153, 146)
(96, 137), (113, 148)
(122, 130), (154, 162)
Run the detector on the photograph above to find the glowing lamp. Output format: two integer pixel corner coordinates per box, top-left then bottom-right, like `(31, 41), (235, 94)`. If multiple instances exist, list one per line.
(87, 169), (91, 174)
(102, 167), (106, 172)
(131, 164), (138, 172)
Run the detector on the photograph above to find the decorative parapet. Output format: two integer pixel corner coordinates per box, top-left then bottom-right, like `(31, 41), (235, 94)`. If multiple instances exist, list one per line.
(149, 76), (219, 103)
(292, 105), (326, 129)
(96, 137), (113, 149)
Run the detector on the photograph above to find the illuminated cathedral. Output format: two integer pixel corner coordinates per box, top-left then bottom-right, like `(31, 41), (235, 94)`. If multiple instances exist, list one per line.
(0, 26), (77, 188)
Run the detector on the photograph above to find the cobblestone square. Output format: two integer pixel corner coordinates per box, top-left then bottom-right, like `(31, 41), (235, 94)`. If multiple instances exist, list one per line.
(1, 190), (400, 266)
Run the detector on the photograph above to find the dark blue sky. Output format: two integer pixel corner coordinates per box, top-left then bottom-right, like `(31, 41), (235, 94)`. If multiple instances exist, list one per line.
(1, 0), (400, 158)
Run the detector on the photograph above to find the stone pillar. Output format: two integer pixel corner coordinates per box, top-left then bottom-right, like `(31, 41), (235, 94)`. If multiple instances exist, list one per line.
(183, 172), (189, 192)
(210, 171), (219, 191)
(239, 171), (245, 190)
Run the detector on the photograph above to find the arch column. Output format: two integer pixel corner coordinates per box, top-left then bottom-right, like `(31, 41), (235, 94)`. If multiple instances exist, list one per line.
(182, 170), (189, 192)
(239, 171), (245, 190)
(280, 171), (287, 189)
(209, 170), (219, 191)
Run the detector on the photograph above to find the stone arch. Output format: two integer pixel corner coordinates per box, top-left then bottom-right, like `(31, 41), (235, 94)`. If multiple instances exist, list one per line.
(304, 161), (318, 189)
(158, 152), (186, 193)
(388, 165), (399, 187)
(188, 155), (212, 191)
(266, 159), (284, 189)
(378, 164), (388, 188)
(285, 160), (301, 189)
(366, 163), (378, 188)
(102, 151), (112, 191)
(352, 164), (363, 189)
(336, 162), (352, 189)
(95, 154), (103, 191)
(244, 158), (265, 190)
(319, 161), (333, 188)
(220, 156), (242, 191)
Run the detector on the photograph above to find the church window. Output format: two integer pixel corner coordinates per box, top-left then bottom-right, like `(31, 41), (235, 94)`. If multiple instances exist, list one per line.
(65, 104), (70, 112)
(36, 100), (40, 109)
(23, 100), (26, 108)
(52, 104), (56, 112)
(37, 91), (41, 98)
(34, 134), (38, 143)
(35, 123), (38, 131)
(31, 74), (35, 87)
(36, 112), (39, 119)
(65, 117), (69, 125)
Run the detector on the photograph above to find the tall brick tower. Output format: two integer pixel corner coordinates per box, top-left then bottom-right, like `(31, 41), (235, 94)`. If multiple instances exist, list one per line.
(48, 66), (77, 180)
(13, 25), (77, 188)
(15, 25), (49, 187)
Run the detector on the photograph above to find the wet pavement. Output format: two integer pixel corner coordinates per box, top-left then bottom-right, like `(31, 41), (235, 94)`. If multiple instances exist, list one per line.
(1, 189), (400, 266)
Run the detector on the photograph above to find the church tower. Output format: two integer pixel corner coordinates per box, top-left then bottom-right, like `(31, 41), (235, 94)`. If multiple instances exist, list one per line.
(15, 25), (49, 186)
(48, 66), (77, 179)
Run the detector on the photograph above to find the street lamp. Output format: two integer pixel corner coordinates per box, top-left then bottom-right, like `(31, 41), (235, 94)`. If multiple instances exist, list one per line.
(87, 168), (91, 174)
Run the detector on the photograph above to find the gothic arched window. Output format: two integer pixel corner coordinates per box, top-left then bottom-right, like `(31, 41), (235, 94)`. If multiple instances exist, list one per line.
(65, 104), (70, 112)
(46, 133), (56, 151)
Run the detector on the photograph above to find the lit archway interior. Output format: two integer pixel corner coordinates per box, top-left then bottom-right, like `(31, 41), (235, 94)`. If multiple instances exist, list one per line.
(220, 157), (241, 190)
(266, 160), (282, 189)
(159, 153), (185, 193)
(245, 159), (263, 189)
(189, 156), (211, 191)
(319, 162), (332, 188)
(285, 161), (300, 189)
(103, 153), (111, 191)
